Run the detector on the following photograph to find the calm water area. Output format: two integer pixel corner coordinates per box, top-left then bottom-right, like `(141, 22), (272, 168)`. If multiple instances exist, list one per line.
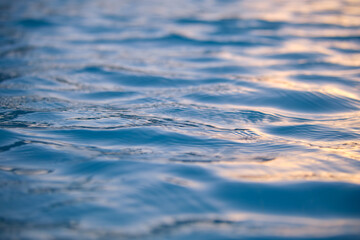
(0, 0), (360, 239)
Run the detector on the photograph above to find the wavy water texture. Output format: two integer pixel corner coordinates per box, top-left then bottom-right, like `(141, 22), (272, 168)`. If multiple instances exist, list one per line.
(1, 0), (360, 239)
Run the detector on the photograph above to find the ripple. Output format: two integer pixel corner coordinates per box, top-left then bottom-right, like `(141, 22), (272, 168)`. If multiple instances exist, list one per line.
(1, 0), (360, 239)
(16, 18), (55, 28)
(185, 87), (360, 113)
(264, 124), (360, 141)
(24, 127), (239, 147)
(0, 165), (53, 175)
(211, 181), (360, 218)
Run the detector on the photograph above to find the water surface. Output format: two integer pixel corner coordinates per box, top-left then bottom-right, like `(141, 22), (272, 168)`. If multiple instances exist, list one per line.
(1, 0), (360, 239)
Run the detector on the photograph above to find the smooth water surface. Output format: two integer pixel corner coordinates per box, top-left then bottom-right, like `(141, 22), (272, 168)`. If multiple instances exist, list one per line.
(1, 0), (360, 239)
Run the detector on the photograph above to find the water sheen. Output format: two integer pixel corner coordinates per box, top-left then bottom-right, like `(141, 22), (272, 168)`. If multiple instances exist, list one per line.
(1, 0), (360, 239)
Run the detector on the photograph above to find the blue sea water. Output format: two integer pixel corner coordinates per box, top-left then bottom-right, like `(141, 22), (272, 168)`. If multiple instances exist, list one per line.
(1, 0), (360, 239)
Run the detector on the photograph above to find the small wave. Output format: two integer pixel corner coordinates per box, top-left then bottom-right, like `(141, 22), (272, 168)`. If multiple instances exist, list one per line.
(1, 0), (360, 239)
(185, 87), (360, 113)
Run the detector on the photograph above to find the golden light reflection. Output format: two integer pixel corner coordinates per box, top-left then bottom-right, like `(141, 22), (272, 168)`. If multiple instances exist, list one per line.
(231, 73), (360, 102)
(327, 54), (360, 67)
(239, 0), (360, 27)
(216, 51), (286, 67)
(224, 172), (360, 183)
(206, 212), (360, 237)
(322, 85), (359, 100)
(278, 28), (360, 38)
(215, 152), (360, 184)
(245, 39), (332, 56)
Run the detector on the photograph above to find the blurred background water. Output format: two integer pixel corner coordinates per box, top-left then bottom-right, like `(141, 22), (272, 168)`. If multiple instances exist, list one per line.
(1, 0), (360, 239)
